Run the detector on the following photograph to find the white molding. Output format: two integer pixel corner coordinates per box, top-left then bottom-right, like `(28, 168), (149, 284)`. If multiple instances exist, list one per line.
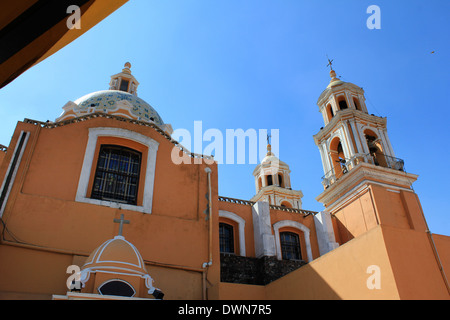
(219, 210), (246, 257)
(75, 127), (159, 214)
(0, 131), (30, 217)
(273, 220), (313, 262)
(322, 175), (416, 213)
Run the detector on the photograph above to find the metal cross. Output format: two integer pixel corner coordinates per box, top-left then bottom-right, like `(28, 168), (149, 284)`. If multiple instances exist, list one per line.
(113, 214), (130, 237)
(326, 55), (334, 70)
(267, 133), (271, 145)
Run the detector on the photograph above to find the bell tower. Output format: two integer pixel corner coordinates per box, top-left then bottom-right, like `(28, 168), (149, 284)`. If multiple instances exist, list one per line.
(251, 141), (303, 209)
(313, 65), (426, 244)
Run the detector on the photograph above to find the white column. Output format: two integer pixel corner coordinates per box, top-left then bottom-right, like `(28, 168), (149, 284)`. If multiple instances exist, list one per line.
(252, 201), (276, 258)
(349, 119), (364, 154)
(342, 121), (356, 158)
(356, 123), (370, 154)
(314, 211), (339, 256)
(321, 142), (332, 174)
(381, 128), (395, 158)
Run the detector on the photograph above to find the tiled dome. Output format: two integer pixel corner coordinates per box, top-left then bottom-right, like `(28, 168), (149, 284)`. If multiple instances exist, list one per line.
(74, 90), (164, 126)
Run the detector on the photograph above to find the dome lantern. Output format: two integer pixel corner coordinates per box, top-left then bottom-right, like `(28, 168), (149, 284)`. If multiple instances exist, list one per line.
(109, 62), (139, 96)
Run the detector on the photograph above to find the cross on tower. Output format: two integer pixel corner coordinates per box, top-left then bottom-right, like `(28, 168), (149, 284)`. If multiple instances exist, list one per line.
(326, 55), (334, 71)
(267, 133), (271, 145)
(113, 214), (130, 237)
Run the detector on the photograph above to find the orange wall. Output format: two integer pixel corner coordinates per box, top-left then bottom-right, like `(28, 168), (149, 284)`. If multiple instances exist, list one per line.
(381, 226), (449, 299)
(0, 118), (220, 299)
(331, 184), (430, 246)
(266, 226), (400, 300)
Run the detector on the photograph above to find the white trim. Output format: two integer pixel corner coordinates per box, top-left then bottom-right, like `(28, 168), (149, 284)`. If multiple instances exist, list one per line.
(219, 210), (246, 257)
(0, 131), (30, 217)
(95, 238), (143, 269)
(75, 127), (159, 214)
(273, 220), (313, 262)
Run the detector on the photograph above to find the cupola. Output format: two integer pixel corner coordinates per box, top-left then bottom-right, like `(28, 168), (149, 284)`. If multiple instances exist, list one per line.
(251, 141), (303, 209)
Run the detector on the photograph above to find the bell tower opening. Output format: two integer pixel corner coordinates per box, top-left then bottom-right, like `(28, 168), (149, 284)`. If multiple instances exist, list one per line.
(329, 137), (346, 179)
(267, 175), (273, 186)
(326, 104), (334, 122)
(364, 130), (388, 167)
(353, 97), (361, 111)
(338, 96), (348, 110)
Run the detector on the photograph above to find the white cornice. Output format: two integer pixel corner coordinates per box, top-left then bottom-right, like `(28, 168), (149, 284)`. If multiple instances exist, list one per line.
(251, 185), (303, 202)
(316, 162), (418, 206)
(313, 109), (387, 144)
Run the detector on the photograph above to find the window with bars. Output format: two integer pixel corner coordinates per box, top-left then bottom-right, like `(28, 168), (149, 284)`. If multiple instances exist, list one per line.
(280, 232), (302, 261)
(219, 223), (235, 254)
(91, 145), (142, 205)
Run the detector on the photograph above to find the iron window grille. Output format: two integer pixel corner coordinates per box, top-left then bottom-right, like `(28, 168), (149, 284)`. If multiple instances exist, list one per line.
(219, 223), (235, 254)
(91, 145), (141, 205)
(280, 232), (302, 260)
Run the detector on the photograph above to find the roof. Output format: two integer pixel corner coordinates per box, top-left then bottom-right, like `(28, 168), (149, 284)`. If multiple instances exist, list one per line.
(71, 90), (164, 126)
(82, 236), (148, 276)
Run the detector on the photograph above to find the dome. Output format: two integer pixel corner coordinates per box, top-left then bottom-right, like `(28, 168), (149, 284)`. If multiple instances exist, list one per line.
(261, 154), (288, 167)
(73, 90), (164, 126)
(82, 235), (148, 276)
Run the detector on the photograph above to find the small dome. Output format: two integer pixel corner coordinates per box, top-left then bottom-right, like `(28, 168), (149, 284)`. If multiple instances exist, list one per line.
(74, 90), (164, 126)
(82, 236), (148, 276)
(260, 144), (288, 167)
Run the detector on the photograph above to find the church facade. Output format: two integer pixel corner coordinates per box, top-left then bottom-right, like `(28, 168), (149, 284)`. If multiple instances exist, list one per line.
(0, 63), (448, 300)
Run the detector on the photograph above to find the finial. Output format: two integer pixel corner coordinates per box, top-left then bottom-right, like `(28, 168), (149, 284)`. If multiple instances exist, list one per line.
(326, 56), (339, 84)
(266, 134), (274, 156)
(122, 62), (132, 74)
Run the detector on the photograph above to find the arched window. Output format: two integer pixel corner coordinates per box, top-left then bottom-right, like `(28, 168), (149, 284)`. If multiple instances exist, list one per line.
(326, 104), (334, 121)
(329, 137), (347, 179)
(98, 279), (135, 297)
(280, 201), (292, 208)
(219, 223), (235, 254)
(338, 97), (348, 110)
(266, 175), (273, 186)
(365, 132), (387, 167)
(353, 97), (361, 111)
(91, 145), (142, 205)
(280, 232), (302, 260)
(278, 173), (284, 188)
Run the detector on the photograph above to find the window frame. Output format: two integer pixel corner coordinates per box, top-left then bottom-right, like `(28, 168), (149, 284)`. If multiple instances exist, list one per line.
(273, 220), (313, 262)
(219, 210), (246, 256)
(219, 222), (235, 254)
(91, 144), (142, 205)
(76, 127), (159, 214)
(280, 231), (302, 261)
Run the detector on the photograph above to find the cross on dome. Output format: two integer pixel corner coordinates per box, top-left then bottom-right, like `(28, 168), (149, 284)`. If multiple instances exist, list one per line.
(113, 214), (130, 237)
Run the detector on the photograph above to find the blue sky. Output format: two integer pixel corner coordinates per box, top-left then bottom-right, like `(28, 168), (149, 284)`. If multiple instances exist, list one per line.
(0, 0), (449, 235)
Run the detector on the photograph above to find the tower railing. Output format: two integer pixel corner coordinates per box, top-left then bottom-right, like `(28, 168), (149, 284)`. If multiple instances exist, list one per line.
(321, 153), (405, 189)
